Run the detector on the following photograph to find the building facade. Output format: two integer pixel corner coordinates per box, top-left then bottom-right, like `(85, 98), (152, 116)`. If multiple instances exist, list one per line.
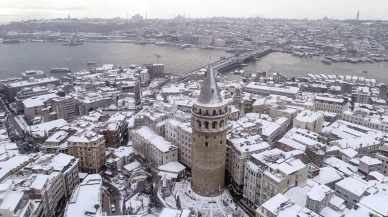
(67, 131), (106, 173)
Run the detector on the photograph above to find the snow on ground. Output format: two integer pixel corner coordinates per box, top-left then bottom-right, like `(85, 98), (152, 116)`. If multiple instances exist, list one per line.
(165, 180), (248, 217)
(125, 193), (151, 216)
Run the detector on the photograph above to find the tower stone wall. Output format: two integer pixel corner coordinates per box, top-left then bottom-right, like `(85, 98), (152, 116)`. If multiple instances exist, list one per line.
(191, 104), (229, 196)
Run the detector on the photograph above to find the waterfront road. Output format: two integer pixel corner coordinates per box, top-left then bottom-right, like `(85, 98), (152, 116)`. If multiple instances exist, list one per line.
(0, 98), (24, 136)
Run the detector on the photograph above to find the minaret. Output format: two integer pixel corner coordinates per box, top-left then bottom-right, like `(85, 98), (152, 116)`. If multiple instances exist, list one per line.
(357, 10), (360, 20)
(191, 57), (229, 196)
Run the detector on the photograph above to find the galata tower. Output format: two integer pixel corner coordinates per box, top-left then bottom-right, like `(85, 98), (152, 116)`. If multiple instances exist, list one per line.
(191, 60), (229, 196)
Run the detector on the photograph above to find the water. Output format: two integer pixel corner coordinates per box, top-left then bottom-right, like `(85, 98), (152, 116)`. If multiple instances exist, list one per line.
(224, 52), (388, 84)
(1, 43), (387, 84)
(0, 42), (229, 79)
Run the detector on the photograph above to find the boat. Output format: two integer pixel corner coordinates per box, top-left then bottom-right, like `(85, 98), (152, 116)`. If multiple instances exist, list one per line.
(181, 44), (191, 49)
(255, 57), (261, 61)
(3, 39), (21, 44)
(50, 68), (71, 73)
(346, 58), (358, 63)
(240, 63), (248, 66)
(321, 59), (332, 65)
(62, 39), (83, 46)
(155, 41), (168, 46)
(87, 61), (96, 65)
(362, 70), (368, 73)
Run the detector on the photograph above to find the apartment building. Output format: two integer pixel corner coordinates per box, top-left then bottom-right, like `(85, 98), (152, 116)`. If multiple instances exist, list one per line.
(176, 122), (192, 168)
(314, 96), (348, 115)
(243, 149), (307, 208)
(15, 86), (50, 111)
(353, 86), (371, 104)
(131, 126), (178, 167)
(226, 134), (270, 193)
(0, 183), (35, 217)
(67, 131), (106, 173)
(375, 145), (388, 176)
(2, 153), (79, 217)
(49, 96), (78, 121)
(293, 110), (324, 133)
(358, 156), (382, 175)
(334, 176), (370, 209)
(342, 109), (388, 133)
(4, 77), (60, 101)
(245, 82), (300, 99)
(255, 193), (320, 217)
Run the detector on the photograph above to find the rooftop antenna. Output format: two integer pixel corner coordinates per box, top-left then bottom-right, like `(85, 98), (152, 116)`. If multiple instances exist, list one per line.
(146, 13), (147, 19)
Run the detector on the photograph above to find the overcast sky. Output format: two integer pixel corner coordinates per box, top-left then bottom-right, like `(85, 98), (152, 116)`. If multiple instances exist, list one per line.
(0, 0), (387, 24)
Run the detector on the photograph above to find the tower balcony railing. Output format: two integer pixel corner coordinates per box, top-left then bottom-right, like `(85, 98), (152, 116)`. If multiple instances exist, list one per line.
(191, 108), (229, 119)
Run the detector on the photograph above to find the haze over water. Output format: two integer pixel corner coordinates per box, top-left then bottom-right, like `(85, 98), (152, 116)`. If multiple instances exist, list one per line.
(1, 42), (388, 83)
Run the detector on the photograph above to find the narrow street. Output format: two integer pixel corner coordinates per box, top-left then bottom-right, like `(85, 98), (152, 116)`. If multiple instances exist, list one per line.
(102, 181), (122, 216)
(0, 97), (24, 135)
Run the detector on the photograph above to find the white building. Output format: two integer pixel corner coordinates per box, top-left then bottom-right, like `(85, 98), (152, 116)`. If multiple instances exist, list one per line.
(293, 110), (324, 133)
(376, 144), (388, 176)
(314, 96), (348, 115)
(0, 184), (35, 217)
(176, 122), (192, 168)
(131, 126), (178, 167)
(353, 86), (371, 104)
(342, 109), (388, 133)
(245, 83), (300, 99)
(243, 149), (307, 208)
(64, 174), (102, 217)
(226, 134), (270, 193)
(255, 193), (320, 217)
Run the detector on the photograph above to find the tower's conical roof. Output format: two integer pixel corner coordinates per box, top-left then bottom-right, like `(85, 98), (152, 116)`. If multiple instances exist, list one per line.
(196, 62), (223, 105)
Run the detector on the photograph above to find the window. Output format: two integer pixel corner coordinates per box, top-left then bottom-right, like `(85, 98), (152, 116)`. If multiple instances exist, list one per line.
(205, 142), (208, 147)
(204, 121), (209, 129)
(212, 121), (217, 129)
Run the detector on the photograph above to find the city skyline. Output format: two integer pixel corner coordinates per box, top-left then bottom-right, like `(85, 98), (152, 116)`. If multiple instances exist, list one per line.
(1, 0), (388, 24)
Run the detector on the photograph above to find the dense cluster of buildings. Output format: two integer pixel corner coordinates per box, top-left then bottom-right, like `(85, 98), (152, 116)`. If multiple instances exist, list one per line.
(0, 15), (388, 217)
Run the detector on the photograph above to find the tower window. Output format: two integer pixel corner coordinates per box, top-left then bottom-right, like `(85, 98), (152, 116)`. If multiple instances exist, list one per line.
(212, 121), (217, 129)
(205, 142), (208, 147)
(213, 110), (216, 116)
(205, 110), (209, 116)
(204, 121), (209, 129)
(197, 120), (201, 128)
(220, 120), (224, 128)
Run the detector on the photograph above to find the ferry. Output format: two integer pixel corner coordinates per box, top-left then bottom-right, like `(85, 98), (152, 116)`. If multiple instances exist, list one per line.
(155, 41), (168, 46)
(181, 44), (191, 49)
(3, 39), (21, 44)
(321, 59), (332, 65)
(62, 39), (83, 46)
(50, 68), (71, 73)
